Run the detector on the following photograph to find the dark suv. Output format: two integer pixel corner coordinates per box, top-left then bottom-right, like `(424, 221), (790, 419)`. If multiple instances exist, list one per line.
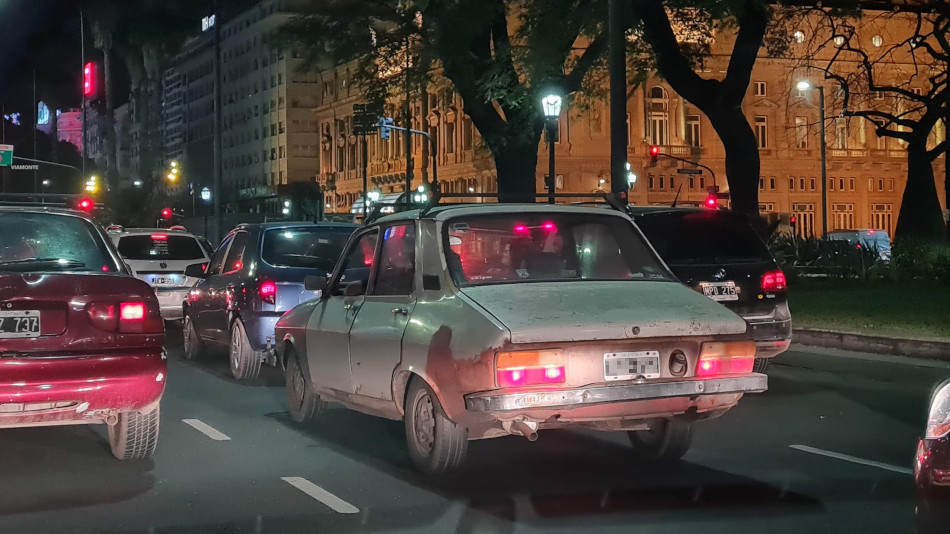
(628, 207), (791, 372)
(182, 222), (358, 379)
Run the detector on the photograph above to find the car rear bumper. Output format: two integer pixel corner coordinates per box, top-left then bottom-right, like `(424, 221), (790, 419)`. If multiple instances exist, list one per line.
(0, 350), (166, 428)
(748, 318), (792, 358)
(464, 374), (767, 413)
(241, 312), (281, 352)
(155, 287), (190, 320)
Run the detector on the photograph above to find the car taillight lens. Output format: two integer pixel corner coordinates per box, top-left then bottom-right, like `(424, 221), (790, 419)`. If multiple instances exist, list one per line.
(87, 303), (116, 331)
(761, 270), (787, 292)
(86, 300), (162, 334)
(120, 302), (145, 321)
(496, 349), (565, 387)
(696, 341), (756, 377)
(259, 280), (277, 305)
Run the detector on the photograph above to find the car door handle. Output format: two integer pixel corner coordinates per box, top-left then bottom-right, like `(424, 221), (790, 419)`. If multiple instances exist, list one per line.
(391, 308), (408, 316)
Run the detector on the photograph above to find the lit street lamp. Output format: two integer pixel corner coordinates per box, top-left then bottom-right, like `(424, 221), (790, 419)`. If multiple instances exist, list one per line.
(541, 93), (563, 204)
(41, 179), (51, 187)
(796, 80), (828, 238)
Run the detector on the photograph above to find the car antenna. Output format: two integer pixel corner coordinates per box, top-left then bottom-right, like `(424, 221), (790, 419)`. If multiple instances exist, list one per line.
(671, 184), (683, 207)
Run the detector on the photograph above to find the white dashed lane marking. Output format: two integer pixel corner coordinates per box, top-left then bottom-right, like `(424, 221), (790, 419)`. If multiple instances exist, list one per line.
(789, 444), (913, 475)
(182, 419), (231, 441)
(281, 476), (360, 514)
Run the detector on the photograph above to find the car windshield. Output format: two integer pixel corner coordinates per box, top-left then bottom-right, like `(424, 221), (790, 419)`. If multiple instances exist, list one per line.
(117, 234), (206, 261)
(635, 211), (773, 265)
(262, 227), (355, 272)
(444, 212), (673, 287)
(0, 211), (118, 272)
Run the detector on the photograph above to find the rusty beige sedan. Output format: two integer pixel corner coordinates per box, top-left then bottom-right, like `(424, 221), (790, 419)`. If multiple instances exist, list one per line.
(274, 204), (766, 474)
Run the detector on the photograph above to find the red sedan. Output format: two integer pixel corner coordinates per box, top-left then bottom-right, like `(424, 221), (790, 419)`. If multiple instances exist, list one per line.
(0, 206), (166, 460)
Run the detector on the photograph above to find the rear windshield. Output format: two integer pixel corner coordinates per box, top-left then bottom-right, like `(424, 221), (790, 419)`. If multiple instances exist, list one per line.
(444, 213), (673, 287)
(634, 212), (773, 265)
(0, 212), (119, 273)
(117, 234), (206, 261)
(262, 227), (356, 272)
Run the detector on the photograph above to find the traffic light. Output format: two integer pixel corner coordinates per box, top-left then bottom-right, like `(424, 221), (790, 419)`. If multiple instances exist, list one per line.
(704, 193), (718, 209)
(161, 207), (173, 219)
(649, 145), (660, 164)
(789, 215), (797, 227)
(77, 198), (94, 212)
(379, 117), (394, 140)
(83, 62), (97, 98)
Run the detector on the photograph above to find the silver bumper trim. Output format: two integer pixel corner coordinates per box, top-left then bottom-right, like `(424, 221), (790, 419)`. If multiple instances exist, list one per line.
(464, 374), (768, 413)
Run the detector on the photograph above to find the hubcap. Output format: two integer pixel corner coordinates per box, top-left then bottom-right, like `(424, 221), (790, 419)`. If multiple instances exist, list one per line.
(291, 361), (305, 408)
(231, 328), (241, 371)
(413, 392), (436, 454)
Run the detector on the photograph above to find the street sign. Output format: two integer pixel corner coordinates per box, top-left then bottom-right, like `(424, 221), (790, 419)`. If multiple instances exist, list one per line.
(677, 168), (702, 175)
(0, 144), (12, 166)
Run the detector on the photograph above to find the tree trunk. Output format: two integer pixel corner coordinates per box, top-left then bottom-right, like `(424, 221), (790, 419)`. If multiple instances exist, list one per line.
(491, 140), (541, 203)
(896, 137), (948, 243)
(705, 108), (760, 217)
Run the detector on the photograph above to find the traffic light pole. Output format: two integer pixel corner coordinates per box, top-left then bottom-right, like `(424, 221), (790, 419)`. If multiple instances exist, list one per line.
(381, 123), (438, 191)
(653, 150), (718, 189)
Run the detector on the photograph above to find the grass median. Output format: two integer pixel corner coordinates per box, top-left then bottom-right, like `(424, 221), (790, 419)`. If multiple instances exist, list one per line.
(788, 279), (950, 342)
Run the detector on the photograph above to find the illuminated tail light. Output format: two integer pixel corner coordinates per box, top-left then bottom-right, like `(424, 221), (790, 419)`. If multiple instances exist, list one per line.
(696, 341), (756, 377)
(120, 302), (145, 321)
(496, 349), (565, 387)
(87, 300), (163, 334)
(761, 270), (787, 292)
(259, 280), (277, 305)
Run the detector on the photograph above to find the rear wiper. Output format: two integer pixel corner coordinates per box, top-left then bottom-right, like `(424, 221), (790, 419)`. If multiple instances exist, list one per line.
(0, 258), (87, 270)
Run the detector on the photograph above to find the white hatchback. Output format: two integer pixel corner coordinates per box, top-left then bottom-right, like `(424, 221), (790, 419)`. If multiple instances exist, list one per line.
(110, 228), (212, 320)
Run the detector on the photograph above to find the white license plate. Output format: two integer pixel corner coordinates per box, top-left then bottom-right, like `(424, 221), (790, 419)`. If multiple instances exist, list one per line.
(0, 310), (41, 338)
(149, 275), (180, 286)
(604, 351), (661, 381)
(700, 281), (739, 301)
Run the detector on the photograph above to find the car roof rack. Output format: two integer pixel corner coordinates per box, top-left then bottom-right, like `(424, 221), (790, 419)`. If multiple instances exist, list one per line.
(417, 191), (629, 218)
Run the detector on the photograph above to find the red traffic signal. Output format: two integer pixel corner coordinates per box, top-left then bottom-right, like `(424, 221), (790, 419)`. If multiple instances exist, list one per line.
(83, 62), (97, 98)
(704, 194), (718, 209)
(789, 215), (797, 225)
(161, 207), (173, 219)
(77, 198), (94, 211)
(649, 145), (660, 164)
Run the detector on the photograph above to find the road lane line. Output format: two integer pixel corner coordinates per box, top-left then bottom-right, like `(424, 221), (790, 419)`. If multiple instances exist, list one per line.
(789, 444), (912, 475)
(281, 477), (360, 514)
(182, 419), (231, 441)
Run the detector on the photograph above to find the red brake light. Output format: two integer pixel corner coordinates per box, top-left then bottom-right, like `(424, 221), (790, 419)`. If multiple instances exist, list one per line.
(101, 265), (109, 272)
(761, 270), (786, 292)
(120, 302), (146, 321)
(495, 350), (565, 387)
(542, 222), (557, 232)
(78, 198), (94, 211)
(259, 280), (277, 304)
(161, 208), (172, 219)
(151, 233), (168, 240)
(696, 341), (756, 377)
(704, 195), (718, 209)
(513, 224), (529, 235)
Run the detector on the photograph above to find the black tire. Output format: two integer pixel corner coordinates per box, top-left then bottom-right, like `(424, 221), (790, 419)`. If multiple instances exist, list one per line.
(182, 314), (204, 361)
(229, 319), (263, 380)
(753, 357), (771, 374)
(108, 405), (160, 460)
(404, 378), (468, 474)
(628, 418), (692, 461)
(286, 348), (326, 423)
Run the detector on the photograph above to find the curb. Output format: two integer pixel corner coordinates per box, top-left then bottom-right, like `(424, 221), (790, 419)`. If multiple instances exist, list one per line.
(793, 328), (950, 360)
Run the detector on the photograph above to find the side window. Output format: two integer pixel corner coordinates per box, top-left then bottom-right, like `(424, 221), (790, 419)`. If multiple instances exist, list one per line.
(206, 235), (233, 275)
(333, 230), (379, 295)
(224, 232), (249, 273)
(372, 224), (416, 296)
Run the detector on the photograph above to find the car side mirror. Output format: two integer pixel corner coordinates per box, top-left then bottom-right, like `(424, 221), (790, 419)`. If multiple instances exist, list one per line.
(344, 280), (364, 297)
(304, 275), (328, 292)
(185, 263), (207, 279)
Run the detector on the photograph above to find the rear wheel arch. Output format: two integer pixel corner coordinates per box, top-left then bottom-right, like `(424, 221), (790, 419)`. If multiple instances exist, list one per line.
(393, 370), (454, 422)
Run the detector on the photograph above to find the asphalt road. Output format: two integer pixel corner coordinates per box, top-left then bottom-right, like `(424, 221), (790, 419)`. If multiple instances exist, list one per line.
(1, 328), (947, 534)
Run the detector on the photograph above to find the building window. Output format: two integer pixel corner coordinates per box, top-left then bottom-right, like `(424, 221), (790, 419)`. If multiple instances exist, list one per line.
(649, 175), (655, 190)
(270, 148), (276, 160)
(754, 81), (767, 97)
(759, 177), (765, 190)
(659, 176), (665, 189)
(839, 178), (845, 191)
(832, 203), (855, 230)
(889, 179), (894, 191)
(789, 177), (795, 191)
(870, 203), (893, 233)
(754, 116), (768, 148)
(769, 177), (776, 190)
(834, 119), (848, 149)
(689, 176), (695, 190)
(800, 177), (806, 190)
(648, 86), (670, 146)
(829, 178), (835, 192)
(445, 122), (455, 154)
(759, 202), (775, 212)
(669, 176), (675, 190)
(792, 202), (816, 238)
(279, 146), (285, 159)
(810, 178), (816, 191)
(795, 116), (809, 149)
(849, 177), (855, 191)
(686, 115), (701, 147)
(868, 178), (873, 191)
(878, 178), (884, 191)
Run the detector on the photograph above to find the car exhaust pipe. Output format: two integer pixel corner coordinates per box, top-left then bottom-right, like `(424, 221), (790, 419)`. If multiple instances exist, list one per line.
(105, 413), (118, 425)
(510, 420), (539, 441)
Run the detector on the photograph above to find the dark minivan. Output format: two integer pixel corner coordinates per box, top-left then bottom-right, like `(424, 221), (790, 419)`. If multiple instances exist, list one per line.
(629, 207), (791, 372)
(182, 222), (358, 379)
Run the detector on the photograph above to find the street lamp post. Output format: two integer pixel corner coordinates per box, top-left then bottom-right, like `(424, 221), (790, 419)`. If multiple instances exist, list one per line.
(541, 94), (562, 204)
(797, 80), (828, 238)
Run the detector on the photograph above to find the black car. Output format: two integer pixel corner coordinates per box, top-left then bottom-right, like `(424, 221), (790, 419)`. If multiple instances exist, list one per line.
(628, 207), (791, 372)
(916, 379), (950, 534)
(182, 222), (358, 379)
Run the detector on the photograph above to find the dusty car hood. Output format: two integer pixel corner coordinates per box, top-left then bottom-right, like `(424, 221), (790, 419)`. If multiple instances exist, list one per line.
(460, 281), (748, 344)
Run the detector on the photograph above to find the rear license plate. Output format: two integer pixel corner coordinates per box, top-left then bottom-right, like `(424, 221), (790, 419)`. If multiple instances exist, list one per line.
(604, 351), (661, 381)
(149, 275), (180, 286)
(0, 310), (41, 338)
(700, 281), (739, 301)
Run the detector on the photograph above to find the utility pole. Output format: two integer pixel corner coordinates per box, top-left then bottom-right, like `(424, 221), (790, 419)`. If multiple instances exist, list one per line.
(33, 66), (38, 194)
(212, 0), (223, 242)
(404, 37), (414, 206)
(80, 7), (86, 180)
(608, 0), (629, 204)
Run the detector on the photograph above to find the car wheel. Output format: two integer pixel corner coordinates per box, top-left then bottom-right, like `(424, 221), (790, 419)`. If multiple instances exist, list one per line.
(183, 314), (205, 361)
(628, 418), (692, 461)
(108, 405), (160, 460)
(230, 319), (263, 380)
(753, 357), (771, 374)
(286, 348), (326, 423)
(404, 378), (468, 474)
